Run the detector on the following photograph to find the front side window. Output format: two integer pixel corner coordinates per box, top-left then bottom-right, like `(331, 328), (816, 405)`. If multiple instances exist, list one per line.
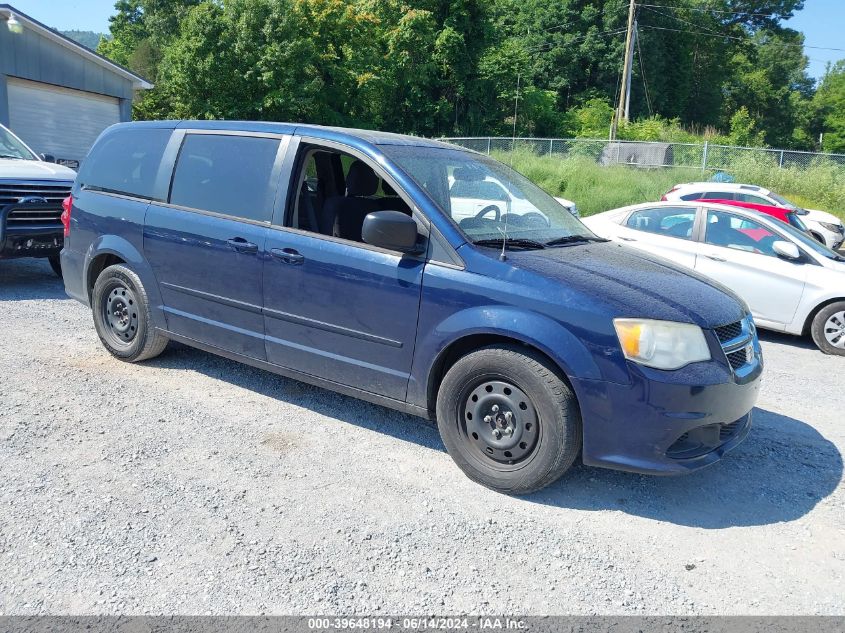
(78, 128), (171, 199)
(626, 207), (696, 240)
(704, 210), (779, 256)
(0, 125), (37, 160)
(382, 145), (592, 245)
(170, 134), (280, 222)
(287, 145), (414, 244)
(766, 191), (800, 210)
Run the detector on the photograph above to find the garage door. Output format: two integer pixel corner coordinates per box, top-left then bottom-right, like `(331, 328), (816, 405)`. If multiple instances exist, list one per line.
(7, 77), (121, 166)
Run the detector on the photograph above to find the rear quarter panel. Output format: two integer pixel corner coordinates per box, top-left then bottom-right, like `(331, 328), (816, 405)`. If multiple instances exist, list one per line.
(66, 190), (166, 329)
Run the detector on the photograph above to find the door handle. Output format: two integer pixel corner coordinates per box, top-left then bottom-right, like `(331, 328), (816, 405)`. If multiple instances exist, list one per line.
(705, 253), (726, 262)
(270, 247), (305, 265)
(619, 236), (637, 242)
(226, 237), (258, 254)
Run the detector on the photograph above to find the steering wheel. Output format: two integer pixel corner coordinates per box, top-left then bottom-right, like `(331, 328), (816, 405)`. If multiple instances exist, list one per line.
(475, 204), (501, 221)
(519, 211), (551, 228)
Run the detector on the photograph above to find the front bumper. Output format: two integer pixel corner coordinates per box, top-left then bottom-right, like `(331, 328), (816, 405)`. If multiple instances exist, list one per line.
(814, 225), (844, 251)
(575, 350), (762, 475)
(0, 204), (64, 259)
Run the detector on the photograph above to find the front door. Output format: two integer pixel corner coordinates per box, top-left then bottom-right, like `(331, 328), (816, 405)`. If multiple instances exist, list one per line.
(144, 132), (287, 359)
(262, 142), (425, 400)
(695, 208), (807, 326)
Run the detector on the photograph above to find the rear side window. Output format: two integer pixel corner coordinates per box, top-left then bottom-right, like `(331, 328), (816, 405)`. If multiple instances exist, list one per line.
(734, 193), (767, 204)
(78, 128), (171, 199)
(626, 207), (696, 239)
(170, 134), (281, 223)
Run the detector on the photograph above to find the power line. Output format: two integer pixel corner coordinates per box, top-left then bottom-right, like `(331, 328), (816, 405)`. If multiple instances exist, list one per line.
(641, 5), (727, 37)
(635, 24), (653, 116)
(638, 24), (845, 53)
(527, 28), (627, 53)
(537, 4), (629, 34)
(636, 3), (777, 17)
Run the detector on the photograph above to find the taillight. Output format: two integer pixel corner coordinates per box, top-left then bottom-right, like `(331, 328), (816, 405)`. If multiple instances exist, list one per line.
(61, 195), (72, 237)
(661, 186), (680, 201)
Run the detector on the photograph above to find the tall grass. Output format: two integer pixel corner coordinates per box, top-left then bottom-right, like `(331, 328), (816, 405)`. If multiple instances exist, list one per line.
(494, 150), (845, 221)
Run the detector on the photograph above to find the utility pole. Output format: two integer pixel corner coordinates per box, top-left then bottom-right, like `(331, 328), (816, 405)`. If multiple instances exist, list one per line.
(612, 0), (637, 139)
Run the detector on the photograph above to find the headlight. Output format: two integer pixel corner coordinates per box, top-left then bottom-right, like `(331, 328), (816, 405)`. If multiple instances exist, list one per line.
(614, 319), (711, 370)
(819, 221), (843, 233)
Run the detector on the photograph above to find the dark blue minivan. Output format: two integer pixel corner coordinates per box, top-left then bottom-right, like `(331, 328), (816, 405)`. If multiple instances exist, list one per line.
(61, 121), (763, 494)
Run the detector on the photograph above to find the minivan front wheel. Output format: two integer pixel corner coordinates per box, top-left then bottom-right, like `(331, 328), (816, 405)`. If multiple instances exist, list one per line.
(92, 264), (168, 362)
(436, 345), (581, 495)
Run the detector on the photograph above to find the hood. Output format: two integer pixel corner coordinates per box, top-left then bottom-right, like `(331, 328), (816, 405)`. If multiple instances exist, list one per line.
(501, 241), (746, 329)
(0, 158), (77, 180)
(803, 208), (842, 225)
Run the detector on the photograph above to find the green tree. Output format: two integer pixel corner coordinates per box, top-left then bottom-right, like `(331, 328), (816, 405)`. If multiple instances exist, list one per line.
(810, 61), (845, 153)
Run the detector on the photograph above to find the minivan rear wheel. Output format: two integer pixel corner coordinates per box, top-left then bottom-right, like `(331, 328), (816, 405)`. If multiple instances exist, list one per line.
(811, 301), (845, 356)
(436, 345), (581, 495)
(92, 264), (168, 362)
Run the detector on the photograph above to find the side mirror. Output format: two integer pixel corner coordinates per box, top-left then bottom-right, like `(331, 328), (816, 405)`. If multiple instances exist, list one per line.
(362, 210), (421, 253)
(772, 240), (801, 260)
(40, 153), (56, 163)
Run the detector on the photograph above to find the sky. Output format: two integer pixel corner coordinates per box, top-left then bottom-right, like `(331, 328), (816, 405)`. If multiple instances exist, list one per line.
(5, 0), (844, 81)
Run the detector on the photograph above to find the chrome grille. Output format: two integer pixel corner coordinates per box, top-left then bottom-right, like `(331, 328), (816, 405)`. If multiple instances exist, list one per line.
(714, 317), (755, 372)
(726, 348), (750, 370)
(7, 207), (63, 227)
(714, 321), (743, 344)
(0, 181), (72, 207)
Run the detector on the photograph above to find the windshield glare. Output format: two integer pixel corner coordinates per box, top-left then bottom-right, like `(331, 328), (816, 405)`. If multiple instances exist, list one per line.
(0, 126), (37, 160)
(382, 145), (593, 244)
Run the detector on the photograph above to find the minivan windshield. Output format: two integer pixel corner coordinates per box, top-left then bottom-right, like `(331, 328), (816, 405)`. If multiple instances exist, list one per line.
(0, 125), (37, 161)
(383, 145), (596, 247)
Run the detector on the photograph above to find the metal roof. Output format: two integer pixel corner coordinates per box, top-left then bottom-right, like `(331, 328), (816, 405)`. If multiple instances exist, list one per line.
(0, 4), (153, 90)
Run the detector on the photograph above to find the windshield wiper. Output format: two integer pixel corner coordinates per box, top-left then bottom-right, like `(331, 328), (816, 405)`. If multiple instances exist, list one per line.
(544, 235), (608, 247)
(0, 154), (24, 160)
(473, 237), (546, 251)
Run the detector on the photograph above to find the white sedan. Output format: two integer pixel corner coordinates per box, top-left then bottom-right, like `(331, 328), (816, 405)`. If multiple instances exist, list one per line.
(448, 174), (578, 221)
(584, 201), (845, 355)
(662, 181), (844, 251)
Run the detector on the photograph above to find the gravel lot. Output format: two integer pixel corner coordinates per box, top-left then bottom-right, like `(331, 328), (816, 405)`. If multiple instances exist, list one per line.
(1, 257), (843, 616)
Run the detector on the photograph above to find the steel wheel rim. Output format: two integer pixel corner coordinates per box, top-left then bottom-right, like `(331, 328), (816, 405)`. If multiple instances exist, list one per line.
(459, 378), (539, 467)
(101, 282), (139, 346)
(823, 311), (845, 349)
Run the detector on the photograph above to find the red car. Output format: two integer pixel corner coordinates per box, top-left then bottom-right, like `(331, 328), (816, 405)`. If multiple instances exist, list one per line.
(699, 199), (810, 234)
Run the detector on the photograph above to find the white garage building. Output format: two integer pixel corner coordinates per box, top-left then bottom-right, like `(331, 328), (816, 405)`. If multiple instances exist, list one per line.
(0, 4), (151, 167)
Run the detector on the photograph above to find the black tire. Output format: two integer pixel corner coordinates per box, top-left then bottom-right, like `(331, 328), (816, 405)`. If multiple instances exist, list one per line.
(48, 255), (62, 278)
(436, 344), (581, 495)
(810, 301), (845, 356)
(809, 232), (825, 245)
(91, 264), (168, 362)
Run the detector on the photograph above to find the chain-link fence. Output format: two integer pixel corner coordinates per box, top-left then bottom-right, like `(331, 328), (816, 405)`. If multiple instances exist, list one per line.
(440, 137), (845, 173)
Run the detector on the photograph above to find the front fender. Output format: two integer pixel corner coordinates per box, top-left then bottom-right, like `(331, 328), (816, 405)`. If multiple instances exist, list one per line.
(407, 305), (603, 411)
(84, 235), (167, 330)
